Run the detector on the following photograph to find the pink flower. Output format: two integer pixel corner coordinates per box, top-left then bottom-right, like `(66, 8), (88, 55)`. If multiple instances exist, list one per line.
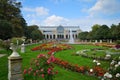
(50, 55), (55, 62)
(36, 70), (39, 73)
(29, 67), (33, 71)
(40, 68), (44, 72)
(47, 68), (52, 74)
(47, 59), (51, 64)
(41, 74), (44, 78)
(37, 54), (45, 58)
(23, 69), (27, 74)
(47, 55), (55, 64)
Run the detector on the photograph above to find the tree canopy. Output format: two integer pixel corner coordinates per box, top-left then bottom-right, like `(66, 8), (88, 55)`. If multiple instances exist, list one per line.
(0, 0), (27, 39)
(0, 0), (44, 40)
(78, 23), (120, 42)
(26, 25), (44, 40)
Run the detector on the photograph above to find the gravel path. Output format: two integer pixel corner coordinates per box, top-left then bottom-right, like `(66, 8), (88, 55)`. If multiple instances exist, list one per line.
(0, 54), (6, 58)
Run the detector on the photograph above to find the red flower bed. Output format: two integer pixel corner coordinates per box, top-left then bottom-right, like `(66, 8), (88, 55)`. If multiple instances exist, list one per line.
(23, 54), (58, 80)
(93, 66), (106, 76)
(30, 42), (106, 79)
(54, 57), (106, 77)
(31, 42), (73, 54)
(115, 44), (120, 49)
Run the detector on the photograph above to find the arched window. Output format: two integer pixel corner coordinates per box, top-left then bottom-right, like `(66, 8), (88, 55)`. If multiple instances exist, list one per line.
(53, 35), (55, 39)
(47, 35), (49, 39)
(57, 25), (64, 33)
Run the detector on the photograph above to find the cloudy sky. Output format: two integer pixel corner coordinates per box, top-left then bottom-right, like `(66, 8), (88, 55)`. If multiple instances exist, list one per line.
(19, 0), (120, 31)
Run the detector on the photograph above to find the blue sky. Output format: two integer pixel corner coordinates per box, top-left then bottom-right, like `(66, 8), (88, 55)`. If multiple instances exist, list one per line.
(18, 0), (120, 31)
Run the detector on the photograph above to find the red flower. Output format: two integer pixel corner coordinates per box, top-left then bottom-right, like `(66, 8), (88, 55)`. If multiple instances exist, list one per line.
(23, 69), (27, 74)
(37, 54), (45, 58)
(41, 74), (44, 78)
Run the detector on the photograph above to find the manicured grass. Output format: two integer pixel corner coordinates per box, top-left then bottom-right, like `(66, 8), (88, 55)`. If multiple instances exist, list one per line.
(0, 56), (8, 80)
(55, 44), (110, 69)
(54, 66), (98, 80)
(0, 49), (11, 55)
(0, 43), (118, 80)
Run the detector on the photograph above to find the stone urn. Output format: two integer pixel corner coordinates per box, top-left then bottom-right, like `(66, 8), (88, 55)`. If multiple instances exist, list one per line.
(9, 43), (20, 57)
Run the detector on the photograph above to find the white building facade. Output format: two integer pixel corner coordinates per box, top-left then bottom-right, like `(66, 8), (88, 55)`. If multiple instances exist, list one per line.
(40, 25), (82, 40)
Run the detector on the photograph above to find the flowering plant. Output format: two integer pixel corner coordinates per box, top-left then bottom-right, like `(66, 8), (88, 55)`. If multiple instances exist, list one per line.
(31, 42), (72, 52)
(23, 54), (58, 80)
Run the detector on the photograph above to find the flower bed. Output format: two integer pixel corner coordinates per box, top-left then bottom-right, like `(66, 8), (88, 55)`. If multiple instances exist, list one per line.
(31, 42), (73, 55)
(54, 57), (106, 78)
(23, 54), (58, 80)
(93, 43), (115, 48)
(25, 42), (111, 80)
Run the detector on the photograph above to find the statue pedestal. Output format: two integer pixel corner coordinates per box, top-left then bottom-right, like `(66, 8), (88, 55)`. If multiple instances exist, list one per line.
(21, 43), (25, 53)
(8, 56), (23, 80)
(8, 44), (23, 80)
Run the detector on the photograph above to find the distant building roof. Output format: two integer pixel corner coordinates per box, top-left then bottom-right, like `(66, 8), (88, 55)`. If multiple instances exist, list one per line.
(39, 25), (81, 31)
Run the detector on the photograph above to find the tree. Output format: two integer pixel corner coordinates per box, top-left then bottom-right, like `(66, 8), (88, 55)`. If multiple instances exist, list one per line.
(78, 31), (89, 40)
(115, 23), (120, 40)
(31, 30), (43, 40)
(0, 20), (13, 40)
(26, 25), (44, 40)
(110, 24), (117, 40)
(95, 25), (110, 40)
(0, 0), (27, 39)
(90, 24), (101, 40)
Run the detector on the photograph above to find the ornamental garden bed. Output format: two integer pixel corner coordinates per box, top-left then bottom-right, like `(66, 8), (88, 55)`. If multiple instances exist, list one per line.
(0, 42), (120, 80)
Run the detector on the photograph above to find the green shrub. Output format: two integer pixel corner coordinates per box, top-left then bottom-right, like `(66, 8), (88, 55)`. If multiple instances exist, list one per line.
(11, 37), (24, 45)
(115, 40), (120, 44)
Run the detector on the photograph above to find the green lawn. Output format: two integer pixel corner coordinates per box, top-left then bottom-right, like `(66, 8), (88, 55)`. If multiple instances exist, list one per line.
(0, 43), (116, 80)
(0, 56), (8, 80)
(55, 44), (110, 69)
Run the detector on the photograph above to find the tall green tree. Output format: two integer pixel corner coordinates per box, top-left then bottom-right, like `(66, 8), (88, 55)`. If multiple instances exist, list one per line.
(90, 24), (101, 40)
(31, 30), (43, 40)
(116, 23), (120, 39)
(95, 25), (110, 40)
(0, 0), (27, 39)
(26, 25), (44, 40)
(110, 23), (120, 40)
(78, 31), (89, 40)
(110, 24), (117, 40)
(0, 20), (13, 40)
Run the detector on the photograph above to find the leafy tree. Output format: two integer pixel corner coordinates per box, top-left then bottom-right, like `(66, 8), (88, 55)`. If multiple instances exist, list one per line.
(31, 30), (43, 40)
(116, 23), (120, 39)
(78, 31), (89, 40)
(110, 24), (117, 40)
(0, 0), (27, 39)
(26, 25), (44, 40)
(110, 23), (120, 40)
(95, 25), (110, 40)
(0, 20), (13, 40)
(90, 24), (101, 40)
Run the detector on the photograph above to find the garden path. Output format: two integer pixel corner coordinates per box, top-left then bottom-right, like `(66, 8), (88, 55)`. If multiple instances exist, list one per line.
(0, 54), (6, 58)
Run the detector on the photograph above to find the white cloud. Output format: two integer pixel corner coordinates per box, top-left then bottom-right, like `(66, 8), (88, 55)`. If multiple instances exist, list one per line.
(22, 0), (120, 31)
(43, 15), (69, 26)
(35, 7), (49, 16)
(23, 7), (49, 16)
(88, 0), (120, 16)
(30, 20), (41, 25)
(66, 17), (120, 31)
